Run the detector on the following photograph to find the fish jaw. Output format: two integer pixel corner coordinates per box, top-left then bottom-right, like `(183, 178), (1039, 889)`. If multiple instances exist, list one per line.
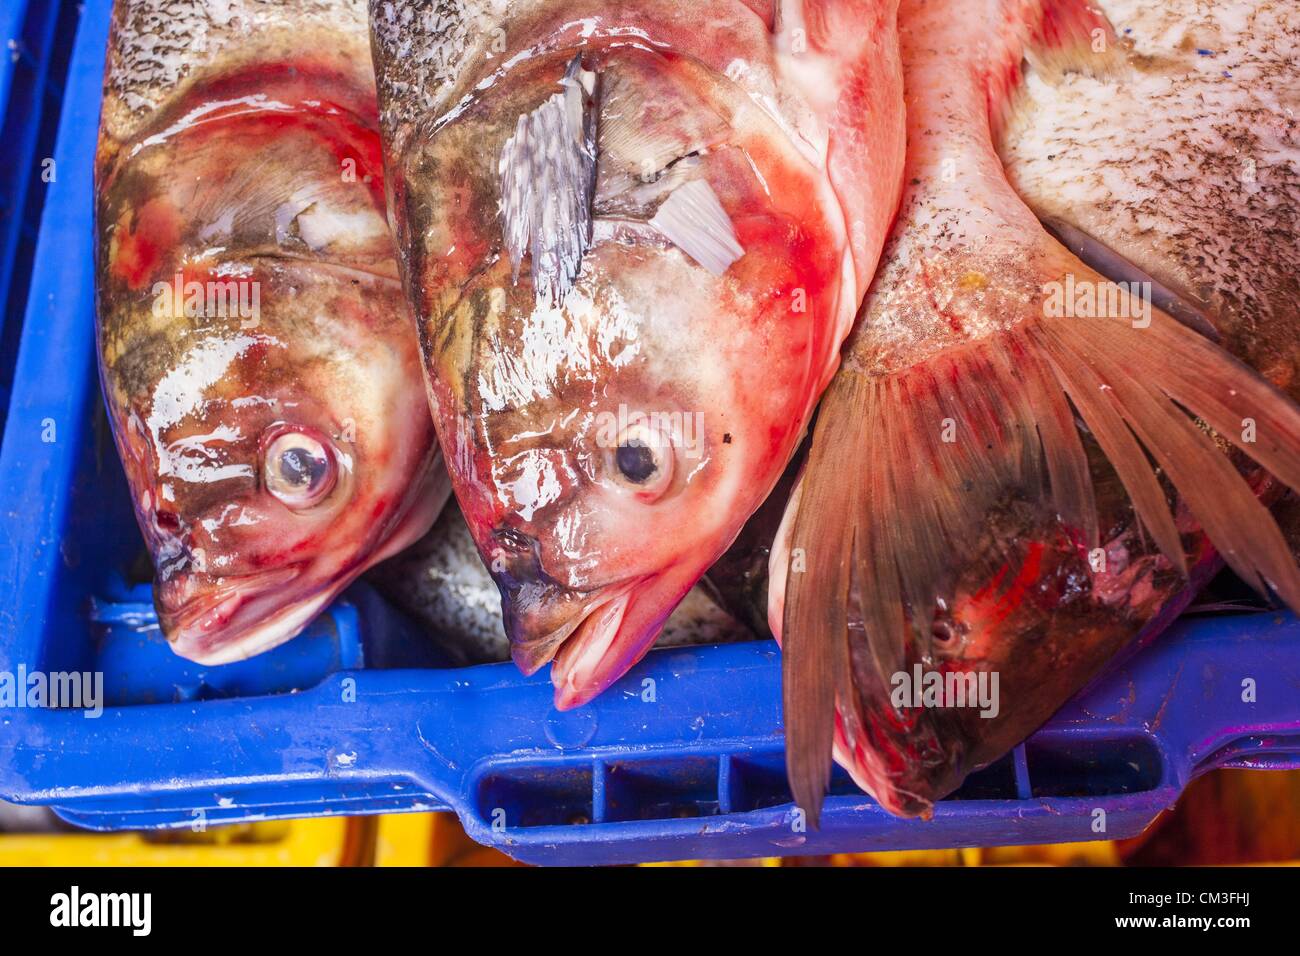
(550, 565), (703, 709)
(158, 455), (450, 665)
(481, 514), (704, 706)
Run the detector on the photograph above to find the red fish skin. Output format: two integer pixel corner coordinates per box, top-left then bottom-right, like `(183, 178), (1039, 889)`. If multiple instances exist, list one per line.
(97, 0), (445, 664)
(771, 0), (1300, 821)
(371, 0), (906, 707)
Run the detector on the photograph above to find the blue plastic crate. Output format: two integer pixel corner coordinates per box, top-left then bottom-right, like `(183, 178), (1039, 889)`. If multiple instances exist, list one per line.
(0, 0), (1297, 866)
(0, 0), (67, 431)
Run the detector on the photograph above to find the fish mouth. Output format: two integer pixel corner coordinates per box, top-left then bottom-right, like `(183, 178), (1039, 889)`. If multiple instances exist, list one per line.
(516, 569), (699, 711)
(487, 529), (698, 708)
(503, 579), (639, 688)
(488, 542), (641, 687)
(158, 564), (305, 631)
(157, 564), (314, 664)
(830, 704), (968, 819)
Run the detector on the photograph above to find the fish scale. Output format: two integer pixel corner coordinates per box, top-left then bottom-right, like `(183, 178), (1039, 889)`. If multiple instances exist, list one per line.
(1001, 0), (1300, 388)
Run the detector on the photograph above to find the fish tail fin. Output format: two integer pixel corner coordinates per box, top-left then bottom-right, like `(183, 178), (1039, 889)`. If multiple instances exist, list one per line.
(783, 300), (1300, 819)
(1037, 308), (1300, 608)
(782, 376), (861, 828)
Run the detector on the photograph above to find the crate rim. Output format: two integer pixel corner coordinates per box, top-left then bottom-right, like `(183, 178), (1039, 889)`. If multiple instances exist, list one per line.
(0, 0), (1297, 867)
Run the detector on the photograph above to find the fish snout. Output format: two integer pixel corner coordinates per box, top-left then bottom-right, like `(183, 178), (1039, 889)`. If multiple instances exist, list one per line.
(842, 723), (967, 816)
(487, 528), (591, 675)
(836, 686), (973, 819)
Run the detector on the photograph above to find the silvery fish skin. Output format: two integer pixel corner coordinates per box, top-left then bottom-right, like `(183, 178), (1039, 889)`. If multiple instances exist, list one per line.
(96, 0), (446, 664)
(370, 0), (906, 709)
(372, 499), (755, 666)
(772, 0), (1300, 820)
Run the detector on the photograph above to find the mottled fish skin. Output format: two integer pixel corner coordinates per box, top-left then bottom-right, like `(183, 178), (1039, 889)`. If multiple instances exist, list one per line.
(371, 498), (754, 666)
(97, 0), (445, 664)
(771, 0), (1300, 820)
(371, 0), (906, 708)
(1001, 0), (1300, 391)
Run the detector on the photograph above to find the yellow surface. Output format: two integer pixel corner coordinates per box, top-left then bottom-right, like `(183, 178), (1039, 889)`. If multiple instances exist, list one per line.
(0, 815), (1145, 867)
(646, 843), (1120, 867)
(0, 819), (354, 867)
(372, 812), (525, 867)
(6, 767), (1295, 866)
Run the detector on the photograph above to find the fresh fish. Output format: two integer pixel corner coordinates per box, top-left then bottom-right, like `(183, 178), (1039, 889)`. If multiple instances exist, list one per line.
(96, 0), (446, 664)
(772, 0), (1300, 820)
(370, 501), (514, 666)
(369, 0), (906, 707)
(371, 499), (755, 666)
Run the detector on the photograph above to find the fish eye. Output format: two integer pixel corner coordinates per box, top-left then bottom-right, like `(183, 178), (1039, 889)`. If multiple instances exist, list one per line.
(262, 428), (337, 509)
(616, 442), (657, 483)
(607, 420), (674, 500)
(930, 619), (965, 656)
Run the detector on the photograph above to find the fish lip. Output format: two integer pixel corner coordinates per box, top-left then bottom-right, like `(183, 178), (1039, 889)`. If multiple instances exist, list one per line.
(550, 586), (637, 710)
(506, 579), (641, 676)
(157, 563), (306, 636)
(486, 524), (641, 675)
(831, 697), (971, 818)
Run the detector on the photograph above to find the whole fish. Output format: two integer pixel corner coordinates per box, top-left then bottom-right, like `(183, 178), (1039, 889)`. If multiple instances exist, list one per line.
(371, 499), (756, 666)
(96, 0), (445, 664)
(773, 0), (1300, 819)
(370, 0), (906, 706)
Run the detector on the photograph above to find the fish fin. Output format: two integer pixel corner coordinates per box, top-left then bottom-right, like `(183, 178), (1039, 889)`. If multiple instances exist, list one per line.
(648, 180), (745, 276)
(782, 378), (860, 828)
(784, 297), (1300, 816)
(593, 57), (728, 206)
(1037, 311), (1300, 608)
(1043, 218), (1220, 341)
(498, 57), (597, 307)
(993, 0), (1125, 140)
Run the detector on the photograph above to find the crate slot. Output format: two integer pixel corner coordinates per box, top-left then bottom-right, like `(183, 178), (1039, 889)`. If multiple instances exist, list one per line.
(726, 752), (792, 813)
(600, 756), (722, 823)
(944, 752), (1022, 801)
(476, 765), (595, 829)
(1026, 735), (1163, 798)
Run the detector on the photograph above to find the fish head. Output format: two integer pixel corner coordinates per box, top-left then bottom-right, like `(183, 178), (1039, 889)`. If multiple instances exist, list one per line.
(115, 320), (436, 667)
(389, 45), (850, 706)
(829, 505), (1181, 817)
(97, 66), (441, 664)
